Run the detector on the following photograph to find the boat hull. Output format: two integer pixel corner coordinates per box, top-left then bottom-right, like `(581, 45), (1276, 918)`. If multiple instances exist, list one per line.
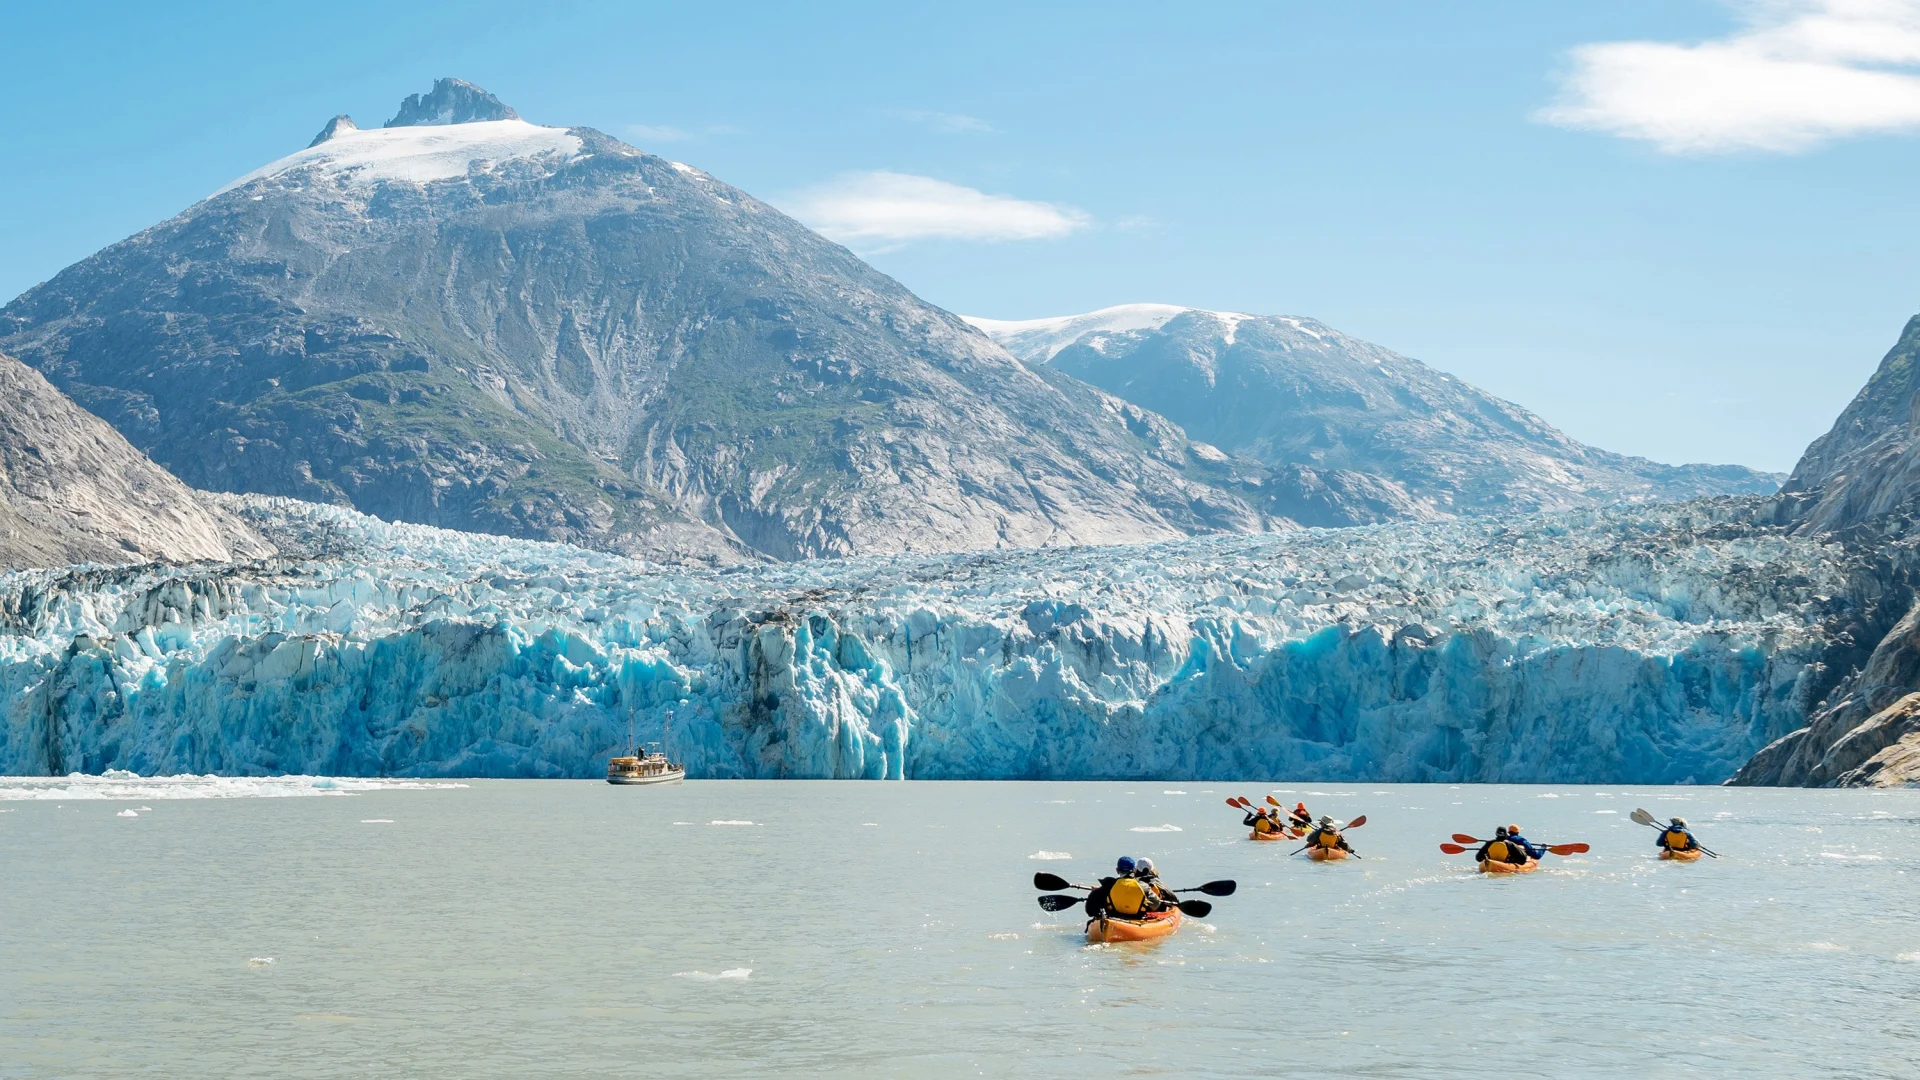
(1658, 847), (1705, 862)
(1478, 858), (1539, 874)
(1305, 846), (1349, 861)
(1085, 908), (1183, 943)
(607, 768), (686, 785)
(1249, 828), (1292, 841)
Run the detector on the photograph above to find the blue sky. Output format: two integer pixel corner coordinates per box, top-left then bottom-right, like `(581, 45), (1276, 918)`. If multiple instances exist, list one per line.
(5, 0), (1919, 472)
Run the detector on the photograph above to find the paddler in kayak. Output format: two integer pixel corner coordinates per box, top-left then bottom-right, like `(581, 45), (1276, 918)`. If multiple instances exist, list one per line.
(1656, 817), (1700, 854)
(1305, 815), (1355, 856)
(1289, 802), (1312, 830)
(1132, 857), (1179, 911)
(1245, 806), (1285, 837)
(1083, 856), (1135, 917)
(1475, 826), (1530, 866)
(1505, 824), (1545, 861)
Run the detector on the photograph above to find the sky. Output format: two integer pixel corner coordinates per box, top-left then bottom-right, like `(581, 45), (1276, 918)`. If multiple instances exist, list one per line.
(5, 0), (1920, 473)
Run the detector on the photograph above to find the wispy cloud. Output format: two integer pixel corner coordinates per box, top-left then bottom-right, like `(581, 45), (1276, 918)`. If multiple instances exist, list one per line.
(1538, 0), (1920, 153)
(627, 123), (693, 143)
(888, 109), (997, 134)
(779, 171), (1089, 247)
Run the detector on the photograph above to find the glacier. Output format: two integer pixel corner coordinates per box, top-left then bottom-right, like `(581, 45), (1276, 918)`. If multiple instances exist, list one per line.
(0, 496), (1852, 783)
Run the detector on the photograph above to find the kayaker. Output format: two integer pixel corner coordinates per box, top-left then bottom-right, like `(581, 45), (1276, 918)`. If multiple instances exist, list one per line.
(1505, 824), (1545, 861)
(1657, 817), (1700, 853)
(1104, 860), (1155, 918)
(1475, 826), (1527, 865)
(1083, 856), (1134, 918)
(1247, 808), (1281, 836)
(1306, 815), (1352, 855)
(1289, 802), (1312, 829)
(1132, 857), (1177, 911)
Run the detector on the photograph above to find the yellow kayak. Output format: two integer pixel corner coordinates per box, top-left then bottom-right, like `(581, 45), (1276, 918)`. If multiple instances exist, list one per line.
(1250, 828), (1296, 841)
(1478, 858), (1539, 874)
(1085, 908), (1183, 943)
(1305, 846), (1349, 861)
(1659, 848), (1705, 862)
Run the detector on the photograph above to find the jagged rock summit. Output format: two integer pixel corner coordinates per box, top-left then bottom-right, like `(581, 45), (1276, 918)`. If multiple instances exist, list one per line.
(969, 304), (1783, 517)
(307, 115), (358, 147)
(1, 81), (1293, 563)
(386, 77), (520, 127)
(0, 351), (267, 570)
(1777, 314), (1920, 533)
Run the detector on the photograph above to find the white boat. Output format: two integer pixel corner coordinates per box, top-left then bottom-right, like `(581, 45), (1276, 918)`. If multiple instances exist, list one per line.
(607, 750), (685, 785)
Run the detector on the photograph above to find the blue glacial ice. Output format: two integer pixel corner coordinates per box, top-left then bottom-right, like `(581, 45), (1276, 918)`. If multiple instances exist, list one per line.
(0, 497), (1847, 783)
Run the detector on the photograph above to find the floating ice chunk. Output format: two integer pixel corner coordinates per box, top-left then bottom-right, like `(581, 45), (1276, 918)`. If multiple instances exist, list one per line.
(360, 819), (394, 824)
(1029, 851), (1073, 860)
(248, 957), (275, 967)
(116, 809), (138, 817)
(710, 820), (755, 826)
(673, 967), (751, 980)
(1130, 824), (1182, 832)
(1162, 790), (1188, 795)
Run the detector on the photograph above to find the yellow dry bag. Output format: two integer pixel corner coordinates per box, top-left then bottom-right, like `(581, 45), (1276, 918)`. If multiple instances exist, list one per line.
(1109, 876), (1148, 916)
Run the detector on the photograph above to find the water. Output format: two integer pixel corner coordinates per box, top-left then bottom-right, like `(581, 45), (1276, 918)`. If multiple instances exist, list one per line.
(2, 780), (1916, 1078)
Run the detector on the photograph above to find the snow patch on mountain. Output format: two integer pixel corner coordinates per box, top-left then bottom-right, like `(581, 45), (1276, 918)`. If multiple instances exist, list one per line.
(966, 304), (1253, 362)
(211, 120), (583, 198)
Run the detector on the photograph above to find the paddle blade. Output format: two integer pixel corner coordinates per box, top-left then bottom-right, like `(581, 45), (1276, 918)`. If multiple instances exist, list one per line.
(1177, 899), (1213, 918)
(1037, 894), (1082, 911)
(1345, 815), (1367, 829)
(1224, 797), (1242, 809)
(1547, 843), (1590, 855)
(1451, 833), (1482, 845)
(1440, 843), (1469, 854)
(1033, 871), (1073, 892)
(1266, 795), (1281, 806)
(1179, 879), (1236, 897)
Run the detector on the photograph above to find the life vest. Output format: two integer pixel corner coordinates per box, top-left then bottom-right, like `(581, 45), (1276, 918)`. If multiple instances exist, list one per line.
(1662, 828), (1692, 851)
(1313, 829), (1340, 848)
(1253, 816), (1276, 834)
(1109, 876), (1149, 916)
(1484, 839), (1511, 862)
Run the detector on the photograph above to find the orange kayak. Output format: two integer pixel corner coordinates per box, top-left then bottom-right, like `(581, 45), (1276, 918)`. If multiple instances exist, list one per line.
(1478, 858), (1539, 874)
(1250, 828), (1291, 841)
(1659, 848), (1705, 862)
(1085, 908), (1183, 943)
(1305, 846), (1349, 861)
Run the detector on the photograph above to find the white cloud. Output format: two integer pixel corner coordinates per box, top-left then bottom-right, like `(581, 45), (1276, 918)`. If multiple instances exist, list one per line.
(779, 171), (1090, 246)
(890, 109), (997, 134)
(1538, 0), (1920, 153)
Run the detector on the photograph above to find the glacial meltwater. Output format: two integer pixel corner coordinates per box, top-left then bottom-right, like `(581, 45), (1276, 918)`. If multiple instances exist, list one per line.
(1, 780), (1915, 1078)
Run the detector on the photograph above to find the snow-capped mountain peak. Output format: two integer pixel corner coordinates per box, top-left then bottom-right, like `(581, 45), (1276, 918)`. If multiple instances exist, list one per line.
(964, 303), (1254, 362)
(211, 119), (584, 198)
(307, 114), (359, 148)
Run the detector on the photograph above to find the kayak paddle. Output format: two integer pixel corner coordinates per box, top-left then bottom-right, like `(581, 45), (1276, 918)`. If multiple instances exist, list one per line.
(1442, 840), (1586, 856)
(1033, 872), (1089, 891)
(1452, 833), (1483, 845)
(1345, 815), (1367, 829)
(1176, 899), (1214, 918)
(1172, 879), (1237, 897)
(1440, 842), (1470, 854)
(1037, 893), (1084, 911)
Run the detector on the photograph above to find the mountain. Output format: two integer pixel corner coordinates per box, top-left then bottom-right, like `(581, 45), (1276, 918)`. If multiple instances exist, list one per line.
(1776, 314), (1920, 532)
(967, 305), (1783, 516)
(0, 80), (1284, 564)
(0, 351), (267, 569)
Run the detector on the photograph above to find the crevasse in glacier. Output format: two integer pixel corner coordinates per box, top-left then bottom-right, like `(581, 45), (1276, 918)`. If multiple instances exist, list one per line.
(0, 496), (1848, 782)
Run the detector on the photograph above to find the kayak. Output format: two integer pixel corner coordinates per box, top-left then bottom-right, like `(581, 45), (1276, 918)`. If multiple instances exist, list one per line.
(1659, 847), (1705, 862)
(1250, 828), (1291, 841)
(1085, 908), (1183, 944)
(1478, 858), (1539, 874)
(1305, 846), (1349, 861)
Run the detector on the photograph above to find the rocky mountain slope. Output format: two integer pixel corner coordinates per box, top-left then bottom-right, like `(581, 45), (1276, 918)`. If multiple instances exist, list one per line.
(0, 351), (267, 570)
(968, 305), (1782, 517)
(1776, 315), (1920, 533)
(0, 80), (1291, 563)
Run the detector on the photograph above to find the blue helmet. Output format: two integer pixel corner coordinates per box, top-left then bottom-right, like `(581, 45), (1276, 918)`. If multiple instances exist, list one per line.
(1115, 856), (1137, 875)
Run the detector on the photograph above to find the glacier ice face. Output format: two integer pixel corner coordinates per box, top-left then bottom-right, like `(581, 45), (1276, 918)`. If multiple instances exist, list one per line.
(0, 496), (1851, 783)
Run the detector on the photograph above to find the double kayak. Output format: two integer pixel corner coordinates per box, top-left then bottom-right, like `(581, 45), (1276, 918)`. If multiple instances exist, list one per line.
(1659, 848), (1705, 862)
(1250, 828), (1295, 841)
(1478, 858), (1540, 874)
(1085, 908), (1182, 943)
(1305, 847), (1349, 861)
